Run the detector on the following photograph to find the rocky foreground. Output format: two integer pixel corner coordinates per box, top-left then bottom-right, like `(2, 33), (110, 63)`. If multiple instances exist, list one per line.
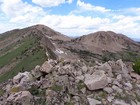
(0, 59), (140, 105)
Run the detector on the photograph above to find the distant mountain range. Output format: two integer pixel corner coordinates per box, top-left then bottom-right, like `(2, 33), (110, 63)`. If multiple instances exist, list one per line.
(132, 38), (140, 42)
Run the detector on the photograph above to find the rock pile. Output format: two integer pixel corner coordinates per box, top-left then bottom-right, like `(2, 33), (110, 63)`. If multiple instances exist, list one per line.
(0, 59), (140, 105)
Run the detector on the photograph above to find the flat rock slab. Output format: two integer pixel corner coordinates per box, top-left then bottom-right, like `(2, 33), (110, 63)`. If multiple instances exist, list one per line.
(84, 71), (108, 90)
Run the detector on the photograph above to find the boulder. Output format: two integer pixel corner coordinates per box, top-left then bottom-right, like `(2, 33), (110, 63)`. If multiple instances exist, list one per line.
(130, 72), (140, 80)
(84, 71), (108, 90)
(87, 98), (101, 105)
(124, 82), (133, 90)
(82, 66), (88, 73)
(107, 96), (114, 102)
(103, 87), (113, 94)
(114, 99), (130, 105)
(6, 91), (33, 105)
(116, 59), (129, 74)
(40, 61), (53, 73)
(45, 89), (58, 104)
(107, 77), (112, 84)
(41, 78), (54, 88)
(116, 59), (131, 79)
(31, 65), (42, 78)
(112, 85), (123, 93)
(116, 74), (122, 81)
(55, 75), (69, 87)
(13, 72), (33, 85)
(76, 75), (85, 81)
(97, 62), (113, 77)
(113, 80), (122, 88)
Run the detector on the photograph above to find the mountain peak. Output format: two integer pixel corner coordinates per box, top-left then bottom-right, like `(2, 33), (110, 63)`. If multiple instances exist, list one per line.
(30, 24), (50, 30)
(74, 31), (139, 53)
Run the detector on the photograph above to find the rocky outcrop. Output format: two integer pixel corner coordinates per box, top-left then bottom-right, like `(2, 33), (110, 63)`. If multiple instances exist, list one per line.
(0, 59), (140, 105)
(13, 71), (33, 85)
(6, 91), (33, 105)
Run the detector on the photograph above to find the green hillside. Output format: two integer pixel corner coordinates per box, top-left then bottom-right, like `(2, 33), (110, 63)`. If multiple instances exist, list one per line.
(0, 35), (47, 83)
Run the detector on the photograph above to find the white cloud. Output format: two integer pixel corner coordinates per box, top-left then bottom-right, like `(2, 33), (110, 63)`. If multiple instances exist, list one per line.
(123, 8), (140, 15)
(38, 14), (140, 38)
(40, 15), (109, 27)
(97, 15), (140, 38)
(77, 0), (110, 13)
(0, 0), (46, 23)
(0, 0), (140, 39)
(32, 0), (73, 7)
(38, 14), (110, 36)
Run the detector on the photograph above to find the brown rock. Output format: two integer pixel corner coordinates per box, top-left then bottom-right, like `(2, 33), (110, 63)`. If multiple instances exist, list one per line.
(40, 61), (53, 73)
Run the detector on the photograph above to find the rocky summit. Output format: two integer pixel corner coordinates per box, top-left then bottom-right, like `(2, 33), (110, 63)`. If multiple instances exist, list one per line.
(0, 59), (140, 105)
(73, 31), (140, 54)
(0, 24), (140, 105)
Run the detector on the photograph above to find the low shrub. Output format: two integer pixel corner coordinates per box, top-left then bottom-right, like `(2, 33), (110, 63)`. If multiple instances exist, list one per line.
(0, 89), (5, 96)
(51, 84), (63, 92)
(10, 86), (21, 93)
(133, 60), (140, 75)
(66, 101), (74, 105)
(28, 85), (39, 95)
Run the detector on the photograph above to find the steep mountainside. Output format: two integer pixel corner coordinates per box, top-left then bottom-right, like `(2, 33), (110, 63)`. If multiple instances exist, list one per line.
(64, 31), (140, 62)
(0, 24), (71, 83)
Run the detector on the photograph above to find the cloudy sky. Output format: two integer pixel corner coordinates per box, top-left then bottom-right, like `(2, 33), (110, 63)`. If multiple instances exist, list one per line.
(0, 0), (140, 38)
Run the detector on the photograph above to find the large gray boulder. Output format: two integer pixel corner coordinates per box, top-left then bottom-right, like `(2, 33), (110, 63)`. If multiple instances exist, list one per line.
(96, 62), (113, 77)
(6, 91), (33, 105)
(13, 72), (33, 85)
(116, 59), (131, 79)
(116, 59), (129, 74)
(84, 71), (108, 90)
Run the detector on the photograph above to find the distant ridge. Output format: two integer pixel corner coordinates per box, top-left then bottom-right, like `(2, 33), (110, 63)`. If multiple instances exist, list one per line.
(132, 38), (140, 42)
(73, 31), (140, 53)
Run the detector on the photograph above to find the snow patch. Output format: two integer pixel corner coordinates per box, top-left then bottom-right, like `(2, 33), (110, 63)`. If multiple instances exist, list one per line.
(45, 35), (52, 39)
(56, 49), (64, 54)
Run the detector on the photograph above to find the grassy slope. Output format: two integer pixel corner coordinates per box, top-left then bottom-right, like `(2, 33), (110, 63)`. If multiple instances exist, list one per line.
(0, 37), (35, 68)
(0, 40), (21, 55)
(101, 50), (140, 62)
(0, 36), (47, 83)
(0, 50), (46, 83)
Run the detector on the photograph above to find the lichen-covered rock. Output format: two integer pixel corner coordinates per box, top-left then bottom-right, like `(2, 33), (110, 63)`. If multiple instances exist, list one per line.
(13, 71), (33, 85)
(6, 91), (33, 105)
